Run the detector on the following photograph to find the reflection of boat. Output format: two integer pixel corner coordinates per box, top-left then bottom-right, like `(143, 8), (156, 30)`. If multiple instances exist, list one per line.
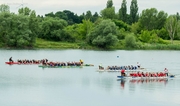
(117, 78), (169, 85)
(129, 78), (168, 84)
(117, 75), (175, 79)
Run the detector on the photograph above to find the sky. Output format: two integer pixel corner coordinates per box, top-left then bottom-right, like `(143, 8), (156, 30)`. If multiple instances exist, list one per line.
(0, 0), (180, 16)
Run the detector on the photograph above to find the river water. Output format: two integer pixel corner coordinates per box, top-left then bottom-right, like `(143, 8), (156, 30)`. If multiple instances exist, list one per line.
(0, 49), (180, 106)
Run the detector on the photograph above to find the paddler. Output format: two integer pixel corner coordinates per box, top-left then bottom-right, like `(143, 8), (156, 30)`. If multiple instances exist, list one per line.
(9, 57), (14, 62)
(80, 59), (84, 65)
(121, 69), (126, 76)
(164, 68), (169, 77)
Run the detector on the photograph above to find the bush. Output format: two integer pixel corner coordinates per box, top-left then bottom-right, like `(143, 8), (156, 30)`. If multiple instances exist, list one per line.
(125, 34), (136, 48)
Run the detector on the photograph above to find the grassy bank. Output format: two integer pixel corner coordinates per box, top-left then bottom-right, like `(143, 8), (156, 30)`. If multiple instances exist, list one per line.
(35, 38), (97, 49)
(1, 38), (180, 50)
(35, 38), (180, 50)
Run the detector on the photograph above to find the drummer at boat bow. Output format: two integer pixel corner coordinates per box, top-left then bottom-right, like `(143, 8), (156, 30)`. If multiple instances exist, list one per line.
(80, 59), (83, 65)
(137, 62), (141, 68)
(9, 57), (13, 62)
(164, 68), (168, 76)
(121, 69), (126, 76)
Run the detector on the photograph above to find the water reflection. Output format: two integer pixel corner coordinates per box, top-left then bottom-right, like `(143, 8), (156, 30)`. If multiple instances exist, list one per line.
(129, 79), (168, 84)
(117, 78), (169, 89)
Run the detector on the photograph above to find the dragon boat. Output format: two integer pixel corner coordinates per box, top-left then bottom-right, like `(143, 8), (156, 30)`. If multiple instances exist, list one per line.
(5, 62), (41, 65)
(117, 75), (175, 80)
(97, 68), (146, 72)
(38, 64), (94, 68)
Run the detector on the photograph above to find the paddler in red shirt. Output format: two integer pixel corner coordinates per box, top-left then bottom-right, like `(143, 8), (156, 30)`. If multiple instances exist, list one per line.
(137, 71), (142, 77)
(133, 72), (138, 77)
(121, 69), (126, 76)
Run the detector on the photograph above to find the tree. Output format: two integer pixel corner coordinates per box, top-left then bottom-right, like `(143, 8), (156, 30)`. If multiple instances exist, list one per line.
(28, 10), (39, 46)
(18, 7), (31, 15)
(40, 17), (68, 41)
(112, 19), (130, 31)
(85, 10), (92, 20)
(100, 0), (116, 19)
(129, 0), (139, 24)
(165, 15), (178, 44)
(45, 12), (55, 17)
(0, 4), (10, 13)
(125, 34), (136, 48)
(106, 0), (113, 8)
(176, 12), (180, 20)
(55, 11), (68, 20)
(139, 8), (168, 31)
(119, 0), (127, 22)
(139, 30), (151, 43)
(63, 10), (81, 24)
(80, 19), (93, 40)
(0, 12), (34, 48)
(87, 19), (119, 48)
(92, 12), (99, 22)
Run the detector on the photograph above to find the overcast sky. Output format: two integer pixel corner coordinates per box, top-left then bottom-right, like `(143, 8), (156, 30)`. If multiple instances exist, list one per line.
(0, 0), (180, 16)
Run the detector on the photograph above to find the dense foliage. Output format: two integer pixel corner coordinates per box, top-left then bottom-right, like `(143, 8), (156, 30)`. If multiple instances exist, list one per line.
(87, 19), (119, 48)
(0, 0), (180, 49)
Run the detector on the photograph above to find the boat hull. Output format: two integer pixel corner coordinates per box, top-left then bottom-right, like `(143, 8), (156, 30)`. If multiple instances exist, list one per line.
(38, 65), (83, 68)
(5, 62), (19, 65)
(5, 62), (41, 65)
(38, 64), (93, 68)
(117, 75), (175, 79)
(97, 69), (145, 72)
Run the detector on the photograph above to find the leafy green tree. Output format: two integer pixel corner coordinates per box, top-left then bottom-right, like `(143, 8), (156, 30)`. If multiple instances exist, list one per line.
(176, 12), (180, 20)
(18, 7), (31, 15)
(119, 0), (127, 22)
(139, 30), (151, 43)
(0, 12), (34, 48)
(156, 28), (169, 40)
(85, 10), (92, 20)
(45, 12), (55, 17)
(87, 19), (119, 48)
(100, 0), (116, 19)
(0, 4), (10, 13)
(106, 0), (113, 8)
(101, 7), (116, 19)
(40, 17), (68, 41)
(46, 11), (81, 24)
(129, 0), (139, 24)
(28, 10), (39, 46)
(139, 8), (168, 31)
(131, 22), (141, 34)
(177, 20), (180, 40)
(63, 10), (80, 24)
(63, 20), (94, 42)
(112, 19), (130, 31)
(55, 11), (68, 20)
(92, 12), (99, 22)
(165, 15), (178, 44)
(125, 34), (136, 48)
(79, 19), (93, 40)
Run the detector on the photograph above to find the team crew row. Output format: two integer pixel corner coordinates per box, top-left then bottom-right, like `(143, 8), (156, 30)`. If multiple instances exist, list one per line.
(121, 71), (169, 77)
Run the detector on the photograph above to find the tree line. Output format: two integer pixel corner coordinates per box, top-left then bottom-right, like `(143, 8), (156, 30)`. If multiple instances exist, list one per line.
(0, 0), (180, 49)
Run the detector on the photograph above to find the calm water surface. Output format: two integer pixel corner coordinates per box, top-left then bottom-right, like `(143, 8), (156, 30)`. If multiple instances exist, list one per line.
(0, 49), (180, 106)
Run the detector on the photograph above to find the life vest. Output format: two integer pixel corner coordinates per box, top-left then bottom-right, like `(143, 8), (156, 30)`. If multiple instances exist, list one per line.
(133, 73), (138, 77)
